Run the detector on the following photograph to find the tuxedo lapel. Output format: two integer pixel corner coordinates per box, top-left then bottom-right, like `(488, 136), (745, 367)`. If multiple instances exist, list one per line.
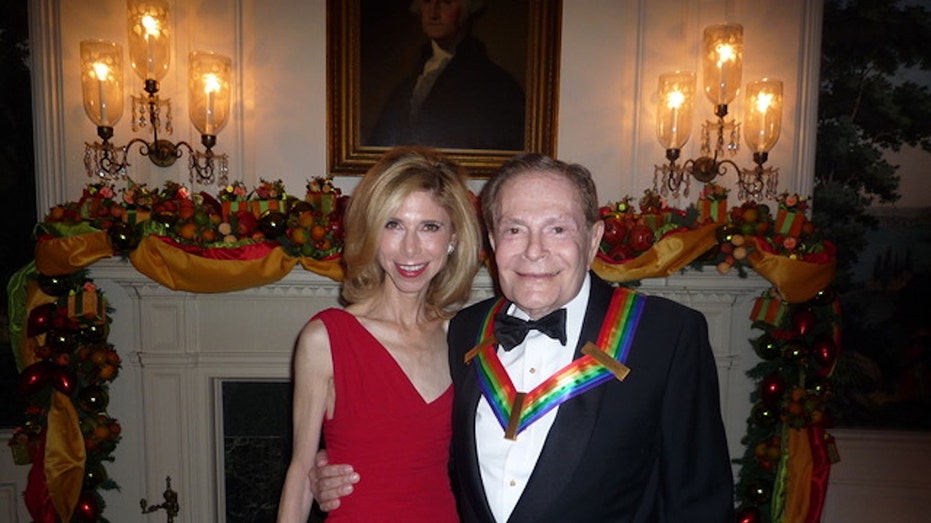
(454, 334), (498, 522)
(506, 277), (617, 522)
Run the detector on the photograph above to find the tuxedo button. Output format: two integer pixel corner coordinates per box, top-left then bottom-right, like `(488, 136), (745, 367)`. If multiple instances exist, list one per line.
(529, 367), (536, 374)
(509, 480), (517, 487)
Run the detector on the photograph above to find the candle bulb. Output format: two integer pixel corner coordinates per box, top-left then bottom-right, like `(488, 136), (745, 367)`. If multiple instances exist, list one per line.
(744, 79), (783, 154)
(93, 62), (110, 125)
(702, 24), (743, 109)
(189, 51), (230, 138)
(656, 71), (695, 152)
(81, 40), (123, 130)
(667, 90), (684, 148)
(203, 73), (221, 135)
(142, 15), (158, 79)
(715, 43), (735, 104)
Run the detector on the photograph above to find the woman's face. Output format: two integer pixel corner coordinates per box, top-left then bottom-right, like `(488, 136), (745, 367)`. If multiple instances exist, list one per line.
(377, 190), (455, 297)
(418, 0), (467, 49)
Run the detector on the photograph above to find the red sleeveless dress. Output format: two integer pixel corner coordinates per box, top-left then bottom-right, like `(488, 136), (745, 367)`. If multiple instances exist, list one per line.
(316, 309), (458, 522)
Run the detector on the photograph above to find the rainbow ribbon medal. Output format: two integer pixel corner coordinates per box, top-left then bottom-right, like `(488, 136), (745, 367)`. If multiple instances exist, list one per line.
(465, 287), (645, 440)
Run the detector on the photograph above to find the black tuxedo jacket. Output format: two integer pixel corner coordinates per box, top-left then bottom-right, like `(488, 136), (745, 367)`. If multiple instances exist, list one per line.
(448, 275), (735, 522)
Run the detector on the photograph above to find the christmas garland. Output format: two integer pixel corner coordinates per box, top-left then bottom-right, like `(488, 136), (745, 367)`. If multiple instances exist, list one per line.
(8, 269), (120, 522)
(7, 179), (840, 523)
(733, 288), (842, 523)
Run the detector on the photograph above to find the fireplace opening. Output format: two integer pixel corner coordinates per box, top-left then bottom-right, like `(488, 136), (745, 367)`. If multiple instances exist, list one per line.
(219, 380), (328, 522)
(221, 380), (292, 522)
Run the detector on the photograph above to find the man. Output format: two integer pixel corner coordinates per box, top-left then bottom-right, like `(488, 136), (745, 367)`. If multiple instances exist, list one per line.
(366, 0), (525, 150)
(312, 153), (735, 522)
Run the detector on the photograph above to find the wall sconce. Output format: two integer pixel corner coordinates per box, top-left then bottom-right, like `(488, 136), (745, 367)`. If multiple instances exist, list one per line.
(82, 0), (231, 186)
(653, 23), (782, 201)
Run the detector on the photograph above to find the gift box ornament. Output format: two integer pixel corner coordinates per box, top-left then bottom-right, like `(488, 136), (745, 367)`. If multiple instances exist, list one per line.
(250, 199), (289, 218)
(750, 296), (788, 327)
(122, 208), (151, 226)
(305, 177), (343, 216)
(699, 199), (728, 224)
(67, 287), (107, 322)
(776, 209), (805, 237)
(9, 433), (35, 465)
(306, 193), (338, 216)
(221, 199), (289, 221)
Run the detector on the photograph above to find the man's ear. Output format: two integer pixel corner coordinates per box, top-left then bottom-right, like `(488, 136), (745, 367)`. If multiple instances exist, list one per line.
(587, 220), (604, 262)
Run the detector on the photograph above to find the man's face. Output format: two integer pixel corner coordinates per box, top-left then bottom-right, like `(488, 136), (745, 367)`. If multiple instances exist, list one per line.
(418, 0), (466, 49)
(489, 171), (604, 319)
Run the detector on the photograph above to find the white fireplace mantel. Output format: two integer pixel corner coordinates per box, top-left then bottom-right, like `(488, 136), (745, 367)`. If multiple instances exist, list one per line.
(83, 259), (770, 522)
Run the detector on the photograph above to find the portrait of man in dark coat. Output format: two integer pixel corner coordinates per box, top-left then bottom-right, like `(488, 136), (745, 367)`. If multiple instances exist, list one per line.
(361, 0), (526, 151)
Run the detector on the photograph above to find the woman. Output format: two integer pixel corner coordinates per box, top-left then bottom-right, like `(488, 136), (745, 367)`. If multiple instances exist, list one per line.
(277, 146), (482, 522)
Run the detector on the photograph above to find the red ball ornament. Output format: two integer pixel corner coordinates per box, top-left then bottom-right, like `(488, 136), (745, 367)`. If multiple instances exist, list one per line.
(26, 303), (57, 337)
(736, 506), (762, 523)
(49, 366), (78, 396)
(760, 373), (786, 406)
(73, 491), (101, 522)
(813, 336), (839, 376)
(792, 308), (816, 336)
(602, 216), (629, 245)
(627, 224), (655, 252)
(17, 361), (53, 396)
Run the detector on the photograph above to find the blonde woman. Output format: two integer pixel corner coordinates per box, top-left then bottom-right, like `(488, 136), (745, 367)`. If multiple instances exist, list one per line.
(277, 146), (482, 522)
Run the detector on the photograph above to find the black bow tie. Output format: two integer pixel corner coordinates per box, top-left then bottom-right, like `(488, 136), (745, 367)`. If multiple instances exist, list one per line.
(494, 308), (568, 351)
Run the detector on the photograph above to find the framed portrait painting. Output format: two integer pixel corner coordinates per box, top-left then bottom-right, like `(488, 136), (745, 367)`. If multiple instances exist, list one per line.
(327, 0), (562, 177)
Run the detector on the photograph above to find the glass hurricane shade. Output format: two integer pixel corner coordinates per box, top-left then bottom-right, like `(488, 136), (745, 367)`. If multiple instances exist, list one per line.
(189, 51), (232, 136)
(656, 71), (696, 150)
(81, 40), (124, 128)
(127, 0), (171, 81)
(702, 23), (743, 107)
(744, 78), (783, 153)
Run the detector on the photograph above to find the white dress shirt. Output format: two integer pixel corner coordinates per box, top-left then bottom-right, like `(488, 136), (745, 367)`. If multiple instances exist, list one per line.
(409, 40), (453, 120)
(475, 275), (591, 523)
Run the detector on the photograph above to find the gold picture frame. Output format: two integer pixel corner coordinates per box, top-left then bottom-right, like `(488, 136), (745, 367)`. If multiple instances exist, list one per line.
(327, 0), (562, 177)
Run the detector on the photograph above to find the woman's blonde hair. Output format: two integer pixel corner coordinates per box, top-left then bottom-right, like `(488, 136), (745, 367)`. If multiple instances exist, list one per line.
(341, 146), (482, 319)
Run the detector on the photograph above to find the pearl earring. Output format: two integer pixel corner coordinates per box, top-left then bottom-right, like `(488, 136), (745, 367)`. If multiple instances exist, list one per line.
(447, 243), (455, 255)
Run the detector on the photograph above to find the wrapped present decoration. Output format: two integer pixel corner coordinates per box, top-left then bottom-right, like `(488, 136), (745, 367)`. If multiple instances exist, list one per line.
(305, 177), (343, 216)
(67, 284), (107, 322)
(250, 199), (289, 218)
(221, 199), (289, 221)
(776, 208), (805, 237)
(121, 208), (151, 226)
(750, 295), (788, 327)
(699, 199), (728, 224)
(9, 429), (36, 465)
(10, 440), (31, 465)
